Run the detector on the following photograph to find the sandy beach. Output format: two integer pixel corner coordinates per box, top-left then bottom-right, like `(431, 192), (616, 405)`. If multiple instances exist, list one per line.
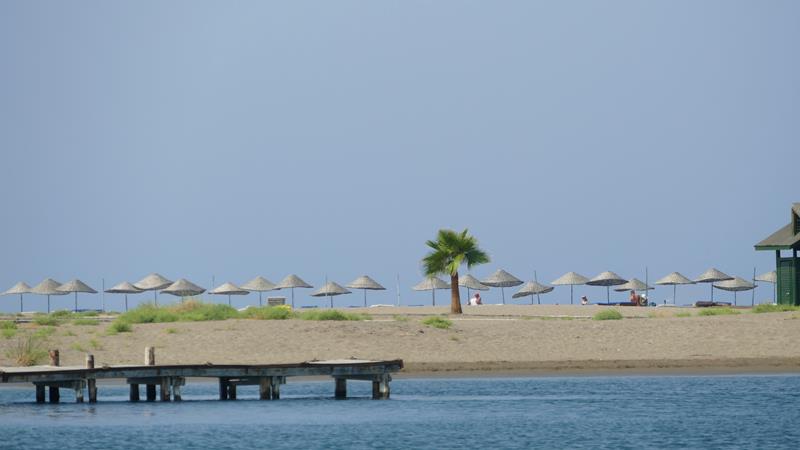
(2, 305), (799, 376)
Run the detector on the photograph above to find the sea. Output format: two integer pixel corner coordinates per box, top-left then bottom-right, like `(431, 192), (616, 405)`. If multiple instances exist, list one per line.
(0, 374), (798, 449)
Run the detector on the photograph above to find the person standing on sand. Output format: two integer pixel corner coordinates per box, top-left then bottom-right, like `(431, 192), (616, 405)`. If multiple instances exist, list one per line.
(469, 293), (483, 306)
(580, 295), (589, 305)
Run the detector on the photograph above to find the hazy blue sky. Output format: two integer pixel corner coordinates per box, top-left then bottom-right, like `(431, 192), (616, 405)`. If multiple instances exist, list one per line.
(1, 1), (798, 311)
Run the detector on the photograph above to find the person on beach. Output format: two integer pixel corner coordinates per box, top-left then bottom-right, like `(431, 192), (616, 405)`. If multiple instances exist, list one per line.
(629, 291), (640, 305)
(580, 295), (589, 305)
(469, 293), (483, 306)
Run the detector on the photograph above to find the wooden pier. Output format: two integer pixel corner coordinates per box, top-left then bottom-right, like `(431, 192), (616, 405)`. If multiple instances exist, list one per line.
(0, 348), (402, 403)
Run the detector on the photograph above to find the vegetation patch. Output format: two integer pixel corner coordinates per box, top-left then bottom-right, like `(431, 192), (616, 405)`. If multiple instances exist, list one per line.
(241, 305), (295, 320)
(33, 326), (56, 338)
(33, 315), (62, 326)
(107, 320), (133, 334)
(675, 311), (692, 318)
(70, 342), (86, 352)
(89, 338), (102, 350)
(698, 307), (740, 316)
(299, 310), (369, 321)
(73, 318), (100, 326)
(6, 335), (48, 366)
(593, 309), (623, 321)
(392, 315), (410, 322)
(2, 328), (17, 339)
(752, 304), (800, 314)
(422, 317), (453, 329)
(165, 328), (179, 334)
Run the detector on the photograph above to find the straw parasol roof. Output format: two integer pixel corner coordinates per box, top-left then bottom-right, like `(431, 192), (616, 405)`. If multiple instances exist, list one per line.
(210, 282), (249, 295)
(512, 281), (554, 304)
(31, 278), (68, 313)
(275, 274), (313, 308)
(413, 277), (450, 291)
(755, 271), (777, 283)
(31, 278), (65, 295)
(458, 274), (489, 291)
(3, 282), (31, 295)
(3, 282), (32, 313)
(614, 278), (653, 292)
(551, 272), (590, 305)
(413, 277), (450, 306)
(57, 279), (98, 294)
(655, 272), (694, 286)
(551, 272), (590, 286)
(481, 269), (523, 288)
(311, 281), (352, 308)
(713, 277), (755, 292)
(105, 281), (143, 294)
(134, 273), (173, 291)
(160, 279), (206, 297)
(346, 275), (386, 307)
(693, 267), (733, 302)
(587, 271), (627, 303)
(105, 281), (143, 312)
(241, 276), (277, 306)
(694, 268), (733, 284)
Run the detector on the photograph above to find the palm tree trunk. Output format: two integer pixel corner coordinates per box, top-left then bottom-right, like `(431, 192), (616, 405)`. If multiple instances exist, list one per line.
(450, 273), (462, 314)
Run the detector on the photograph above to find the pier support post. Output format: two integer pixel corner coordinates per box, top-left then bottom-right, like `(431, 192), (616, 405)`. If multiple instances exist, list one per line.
(372, 375), (391, 400)
(172, 377), (184, 401)
(160, 377), (171, 401)
(335, 378), (347, 399)
(49, 386), (59, 403)
(259, 377), (271, 400)
(145, 347), (156, 402)
(228, 383), (237, 400)
(270, 377), (281, 400)
(219, 378), (229, 400)
(130, 384), (140, 402)
(86, 354), (97, 403)
(36, 385), (45, 403)
(49, 349), (59, 367)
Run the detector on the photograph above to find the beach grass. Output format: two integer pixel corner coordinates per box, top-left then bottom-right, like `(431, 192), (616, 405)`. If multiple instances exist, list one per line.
(70, 342), (86, 352)
(5, 335), (47, 366)
(298, 310), (369, 321)
(698, 307), (740, 316)
(752, 304), (800, 313)
(675, 311), (692, 318)
(107, 320), (133, 334)
(393, 315), (410, 322)
(422, 317), (453, 329)
(2, 322), (17, 339)
(33, 326), (56, 338)
(72, 318), (100, 326)
(593, 309), (623, 321)
(240, 305), (294, 320)
(89, 338), (102, 350)
(165, 328), (179, 334)
(33, 315), (62, 326)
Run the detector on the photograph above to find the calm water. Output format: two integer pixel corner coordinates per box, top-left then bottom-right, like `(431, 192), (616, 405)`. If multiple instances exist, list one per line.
(1, 374), (798, 449)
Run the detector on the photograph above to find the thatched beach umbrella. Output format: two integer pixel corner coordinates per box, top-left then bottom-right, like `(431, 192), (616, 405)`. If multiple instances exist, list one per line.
(57, 279), (98, 312)
(133, 273), (173, 305)
(241, 276), (277, 306)
(311, 281), (351, 308)
(655, 272), (695, 305)
(346, 275), (385, 307)
(30, 278), (68, 313)
(160, 278), (206, 301)
(713, 277), (755, 306)
(275, 274), (313, 308)
(512, 281), (554, 304)
(586, 271), (627, 303)
(481, 269), (523, 304)
(209, 282), (250, 307)
(551, 272), (590, 305)
(105, 281), (143, 311)
(614, 278), (653, 292)
(3, 282), (31, 313)
(693, 268), (733, 302)
(458, 274), (489, 302)
(755, 271), (777, 304)
(412, 277), (450, 306)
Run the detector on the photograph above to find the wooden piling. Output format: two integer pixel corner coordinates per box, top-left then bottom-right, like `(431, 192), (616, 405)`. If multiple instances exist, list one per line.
(130, 384), (140, 402)
(36, 385), (45, 403)
(259, 377), (271, 400)
(219, 378), (229, 400)
(86, 354), (97, 403)
(335, 378), (347, 399)
(49, 349), (59, 367)
(49, 386), (59, 403)
(228, 383), (237, 400)
(172, 378), (182, 401)
(270, 377), (280, 400)
(160, 377), (171, 401)
(145, 347), (156, 401)
(75, 382), (84, 403)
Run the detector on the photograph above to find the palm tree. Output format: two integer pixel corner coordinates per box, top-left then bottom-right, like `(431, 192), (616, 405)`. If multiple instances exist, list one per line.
(422, 229), (490, 314)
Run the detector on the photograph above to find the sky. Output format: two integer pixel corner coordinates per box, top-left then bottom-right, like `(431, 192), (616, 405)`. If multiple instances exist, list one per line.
(0, 1), (798, 312)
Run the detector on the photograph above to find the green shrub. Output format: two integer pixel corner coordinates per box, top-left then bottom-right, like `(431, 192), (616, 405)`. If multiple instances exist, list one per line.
(393, 315), (409, 322)
(50, 310), (73, 318)
(33, 326), (56, 338)
(179, 303), (239, 321)
(422, 317), (453, 329)
(675, 311), (692, 318)
(2, 328), (17, 339)
(698, 307), (739, 316)
(1, 321), (17, 330)
(33, 316), (61, 326)
(89, 338), (102, 349)
(6, 335), (47, 366)
(108, 320), (133, 334)
(72, 318), (100, 326)
(75, 311), (99, 317)
(165, 328), (179, 334)
(593, 309), (623, 321)
(118, 304), (179, 324)
(241, 306), (295, 320)
(752, 304), (800, 313)
(299, 310), (368, 321)
(70, 342), (86, 352)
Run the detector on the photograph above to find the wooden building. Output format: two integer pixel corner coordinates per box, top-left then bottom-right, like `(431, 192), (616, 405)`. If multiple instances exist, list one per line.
(755, 203), (800, 305)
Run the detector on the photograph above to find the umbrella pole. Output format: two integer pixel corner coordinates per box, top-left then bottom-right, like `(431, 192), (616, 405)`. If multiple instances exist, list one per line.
(364, 289), (367, 308)
(606, 286), (610, 303)
(20, 294), (23, 313)
(330, 294), (333, 308)
(47, 295), (50, 314)
(710, 284), (714, 302)
(751, 267), (756, 307)
(292, 288), (295, 308)
(228, 295), (232, 307)
(673, 285), (677, 306)
(535, 271), (541, 305)
(259, 292), (263, 307)
(125, 294), (129, 312)
(501, 287), (505, 305)
(74, 292), (78, 313)
(432, 288), (435, 307)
